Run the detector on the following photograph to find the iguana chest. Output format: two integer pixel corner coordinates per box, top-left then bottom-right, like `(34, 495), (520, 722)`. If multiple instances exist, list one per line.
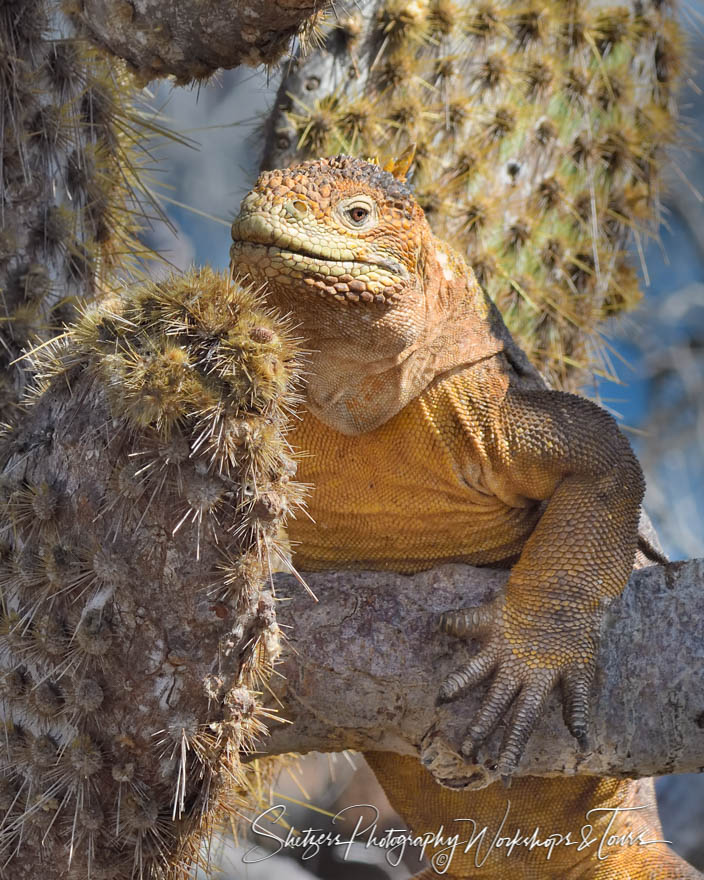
(287, 374), (541, 573)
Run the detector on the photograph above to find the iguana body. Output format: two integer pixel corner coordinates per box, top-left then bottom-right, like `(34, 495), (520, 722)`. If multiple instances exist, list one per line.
(230, 156), (700, 878)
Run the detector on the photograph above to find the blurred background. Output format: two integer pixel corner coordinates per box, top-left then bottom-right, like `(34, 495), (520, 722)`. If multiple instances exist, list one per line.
(138, 11), (704, 878)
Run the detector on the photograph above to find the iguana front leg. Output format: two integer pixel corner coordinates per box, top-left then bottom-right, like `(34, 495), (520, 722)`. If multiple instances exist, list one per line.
(439, 387), (644, 778)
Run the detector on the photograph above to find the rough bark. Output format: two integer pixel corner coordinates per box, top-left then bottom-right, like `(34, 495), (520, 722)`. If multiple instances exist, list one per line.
(66, 0), (329, 84)
(266, 558), (704, 789)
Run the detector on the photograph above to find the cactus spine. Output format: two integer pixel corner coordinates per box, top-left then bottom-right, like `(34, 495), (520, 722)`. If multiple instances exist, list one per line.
(0, 0), (173, 414)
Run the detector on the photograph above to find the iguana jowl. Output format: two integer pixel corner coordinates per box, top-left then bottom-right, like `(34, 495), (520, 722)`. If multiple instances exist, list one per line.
(230, 155), (700, 879)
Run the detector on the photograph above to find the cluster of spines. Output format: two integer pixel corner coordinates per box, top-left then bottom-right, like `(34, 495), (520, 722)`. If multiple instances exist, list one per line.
(0, 268), (303, 878)
(268, 0), (683, 390)
(0, 0), (175, 417)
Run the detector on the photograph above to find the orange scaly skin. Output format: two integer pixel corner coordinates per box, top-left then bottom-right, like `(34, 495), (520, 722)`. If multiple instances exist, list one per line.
(231, 156), (701, 879)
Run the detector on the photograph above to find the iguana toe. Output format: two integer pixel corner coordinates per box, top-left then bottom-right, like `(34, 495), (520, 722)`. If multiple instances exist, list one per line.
(440, 596), (596, 773)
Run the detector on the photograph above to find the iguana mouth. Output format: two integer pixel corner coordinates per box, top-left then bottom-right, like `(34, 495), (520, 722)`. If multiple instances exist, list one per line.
(230, 212), (408, 280)
(231, 239), (406, 279)
(232, 238), (356, 267)
(231, 236), (339, 266)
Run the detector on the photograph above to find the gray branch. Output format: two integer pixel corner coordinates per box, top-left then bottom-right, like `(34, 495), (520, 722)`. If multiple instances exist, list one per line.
(266, 559), (704, 789)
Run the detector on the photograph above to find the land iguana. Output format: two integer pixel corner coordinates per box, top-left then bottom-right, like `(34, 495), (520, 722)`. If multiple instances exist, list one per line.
(230, 154), (700, 879)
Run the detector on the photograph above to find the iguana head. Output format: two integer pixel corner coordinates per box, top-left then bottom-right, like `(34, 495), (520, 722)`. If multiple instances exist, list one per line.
(231, 155), (508, 434)
(231, 156), (427, 348)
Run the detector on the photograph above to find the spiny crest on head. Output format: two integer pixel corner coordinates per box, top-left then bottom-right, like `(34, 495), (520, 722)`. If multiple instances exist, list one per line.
(369, 143), (417, 181)
(287, 154), (416, 206)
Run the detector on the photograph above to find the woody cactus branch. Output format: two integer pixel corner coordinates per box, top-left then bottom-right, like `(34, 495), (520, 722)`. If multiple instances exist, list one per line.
(0, 268), (304, 879)
(267, 558), (704, 789)
(65, 0), (331, 84)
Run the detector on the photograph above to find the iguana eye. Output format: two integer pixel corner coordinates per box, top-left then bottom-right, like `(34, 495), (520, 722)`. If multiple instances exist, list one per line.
(347, 205), (369, 224)
(338, 196), (376, 229)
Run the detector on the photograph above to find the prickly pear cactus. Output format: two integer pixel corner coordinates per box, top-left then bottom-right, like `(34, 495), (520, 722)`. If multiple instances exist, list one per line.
(263, 0), (683, 389)
(0, 0), (170, 414)
(0, 267), (302, 879)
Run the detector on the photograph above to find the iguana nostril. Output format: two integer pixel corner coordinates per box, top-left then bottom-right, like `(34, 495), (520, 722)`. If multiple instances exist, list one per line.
(238, 192), (259, 213)
(230, 213), (275, 245)
(285, 199), (309, 218)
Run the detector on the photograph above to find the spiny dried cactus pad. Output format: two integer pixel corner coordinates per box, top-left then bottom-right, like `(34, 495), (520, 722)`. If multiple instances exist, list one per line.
(0, 267), (303, 879)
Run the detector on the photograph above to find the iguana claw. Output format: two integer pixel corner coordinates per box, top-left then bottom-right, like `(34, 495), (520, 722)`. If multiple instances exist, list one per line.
(439, 597), (596, 775)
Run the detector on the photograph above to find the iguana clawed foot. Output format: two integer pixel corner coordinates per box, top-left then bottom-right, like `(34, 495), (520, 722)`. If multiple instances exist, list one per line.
(437, 595), (595, 779)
